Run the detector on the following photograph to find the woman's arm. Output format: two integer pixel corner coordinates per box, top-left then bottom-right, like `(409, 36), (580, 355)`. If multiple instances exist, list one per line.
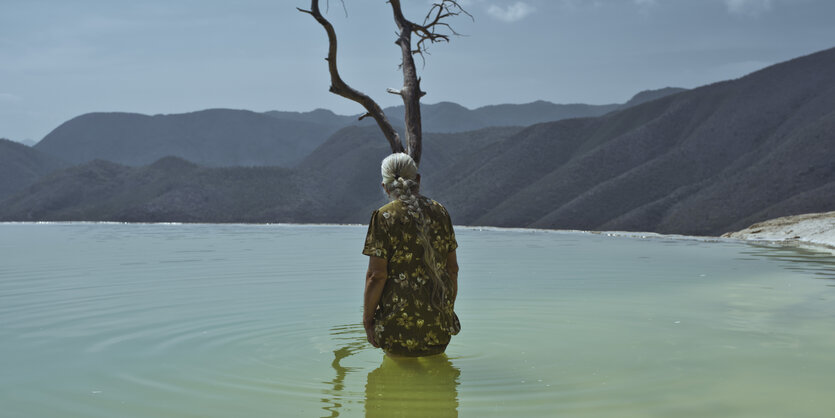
(446, 250), (459, 303)
(363, 256), (388, 347)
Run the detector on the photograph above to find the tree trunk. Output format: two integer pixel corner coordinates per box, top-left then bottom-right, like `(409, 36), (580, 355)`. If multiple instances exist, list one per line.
(389, 0), (423, 166)
(301, 1), (468, 167)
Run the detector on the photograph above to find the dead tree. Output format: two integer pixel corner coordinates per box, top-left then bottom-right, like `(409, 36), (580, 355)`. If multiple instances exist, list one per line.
(298, 1), (469, 166)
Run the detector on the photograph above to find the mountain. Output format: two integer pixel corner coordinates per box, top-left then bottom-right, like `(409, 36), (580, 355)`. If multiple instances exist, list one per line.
(0, 138), (68, 201)
(621, 87), (687, 108)
(33, 109), (340, 168)
(377, 100), (622, 133)
(385, 101), (492, 133)
(282, 47), (835, 234)
(0, 127), (522, 223)
(0, 157), (325, 223)
(4, 47), (833, 235)
(264, 108), (356, 128)
(29, 88), (683, 170)
(296, 125), (525, 222)
(376, 89), (685, 133)
(428, 47), (835, 235)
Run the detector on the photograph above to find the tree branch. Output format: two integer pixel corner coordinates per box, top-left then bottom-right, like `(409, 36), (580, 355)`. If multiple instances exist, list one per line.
(299, 1), (404, 155)
(386, 0), (469, 166)
(413, 1), (471, 65)
(300, 1), (468, 167)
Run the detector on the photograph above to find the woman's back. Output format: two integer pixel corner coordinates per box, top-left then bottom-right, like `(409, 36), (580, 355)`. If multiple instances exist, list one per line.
(363, 197), (460, 356)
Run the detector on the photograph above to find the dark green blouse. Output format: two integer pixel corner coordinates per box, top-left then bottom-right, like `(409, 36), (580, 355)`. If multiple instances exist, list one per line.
(363, 198), (460, 356)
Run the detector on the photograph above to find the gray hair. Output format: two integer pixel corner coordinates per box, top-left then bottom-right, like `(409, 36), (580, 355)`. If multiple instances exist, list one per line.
(381, 153), (418, 196)
(379, 153), (450, 312)
(381, 153), (421, 213)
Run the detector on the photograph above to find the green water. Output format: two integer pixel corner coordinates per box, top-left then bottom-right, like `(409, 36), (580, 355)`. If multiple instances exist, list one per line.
(1, 223), (834, 417)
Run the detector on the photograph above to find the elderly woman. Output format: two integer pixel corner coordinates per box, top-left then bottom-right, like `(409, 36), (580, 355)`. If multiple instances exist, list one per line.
(362, 153), (461, 356)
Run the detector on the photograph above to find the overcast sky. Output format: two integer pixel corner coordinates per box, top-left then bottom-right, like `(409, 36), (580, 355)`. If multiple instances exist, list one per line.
(2, 0), (834, 143)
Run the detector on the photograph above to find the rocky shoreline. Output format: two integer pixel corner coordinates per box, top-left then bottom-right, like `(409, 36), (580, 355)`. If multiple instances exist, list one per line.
(722, 211), (835, 254)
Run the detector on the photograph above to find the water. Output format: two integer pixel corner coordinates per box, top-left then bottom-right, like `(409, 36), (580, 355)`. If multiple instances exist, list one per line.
(1, 223), (834, 417)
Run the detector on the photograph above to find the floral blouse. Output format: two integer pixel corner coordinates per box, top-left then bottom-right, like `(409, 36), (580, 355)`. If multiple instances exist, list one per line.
(362, 197), (460, 356)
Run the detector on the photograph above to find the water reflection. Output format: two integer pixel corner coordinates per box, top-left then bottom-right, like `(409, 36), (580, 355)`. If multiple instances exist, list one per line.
(321, 324), (366, 418)
(322, 324), (460, 417)
(365, 354), (460, 418)
(740, 243), (835, 281)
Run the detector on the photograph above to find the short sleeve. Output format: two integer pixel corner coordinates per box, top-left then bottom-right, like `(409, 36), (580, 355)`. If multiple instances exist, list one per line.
(445, 210), (458, 253)
(362, 210), (392, 259)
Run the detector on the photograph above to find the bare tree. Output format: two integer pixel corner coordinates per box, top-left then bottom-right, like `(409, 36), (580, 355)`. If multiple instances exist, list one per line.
(298, 1), (469, 166)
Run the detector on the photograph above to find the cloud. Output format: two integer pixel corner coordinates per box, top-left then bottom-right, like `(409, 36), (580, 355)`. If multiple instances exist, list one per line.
(487, 2), (535, 22)
(633, 0), (657, 16)
(0, 93), (21, 102)
(453, 0), (484, 6)
(558, 0), (651, 12)
(724, 0), (773, 16)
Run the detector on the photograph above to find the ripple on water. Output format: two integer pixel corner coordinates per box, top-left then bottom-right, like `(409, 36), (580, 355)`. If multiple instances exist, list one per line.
(2, 224), (835, 418)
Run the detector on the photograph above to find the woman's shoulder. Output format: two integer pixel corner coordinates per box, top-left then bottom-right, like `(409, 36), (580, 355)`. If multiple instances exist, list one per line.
(373, 200), (407, 223)
(378, 200), (404, 213)
(374, 197), (450, 222)
(424, 198), (449, 214)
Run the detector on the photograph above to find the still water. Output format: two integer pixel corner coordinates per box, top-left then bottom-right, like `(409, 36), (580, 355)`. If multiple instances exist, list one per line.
(1, 223), (834, 417)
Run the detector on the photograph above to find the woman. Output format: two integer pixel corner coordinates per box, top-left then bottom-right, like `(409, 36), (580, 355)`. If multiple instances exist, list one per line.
(362, 153), (461, 356)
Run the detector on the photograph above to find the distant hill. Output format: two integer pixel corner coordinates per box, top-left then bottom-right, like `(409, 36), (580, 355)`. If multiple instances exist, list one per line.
(296, 125), (525, 222)
(264, 108), (356, 129)
(0, 138), (68, 201)
(428, 47), (835, 235)
(29, 88), (683, 169)
(370, 101), (616, 133)
(4, 47), (834, 235)
(275, 47), (835, 234)
(0, 127), (522, 223)
(0, 157), (325, 223)
(375, 89), (686, 133)
(33, 109), (340, 167)
(621, 87), (687, 108)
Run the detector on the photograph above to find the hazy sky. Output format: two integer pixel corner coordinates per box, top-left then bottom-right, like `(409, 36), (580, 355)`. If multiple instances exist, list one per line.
(2, 0), (834, 143)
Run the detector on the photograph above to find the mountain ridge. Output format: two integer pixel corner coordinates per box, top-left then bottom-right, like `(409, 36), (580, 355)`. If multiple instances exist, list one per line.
(26, 87), (684, 168)
(33, 108), (339, 168)
(3, 47), (834, 236)
(0, 138), (69, 201)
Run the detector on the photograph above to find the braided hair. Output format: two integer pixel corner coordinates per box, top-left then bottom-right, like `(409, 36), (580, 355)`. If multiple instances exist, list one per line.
(380, 153), (449, 311)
